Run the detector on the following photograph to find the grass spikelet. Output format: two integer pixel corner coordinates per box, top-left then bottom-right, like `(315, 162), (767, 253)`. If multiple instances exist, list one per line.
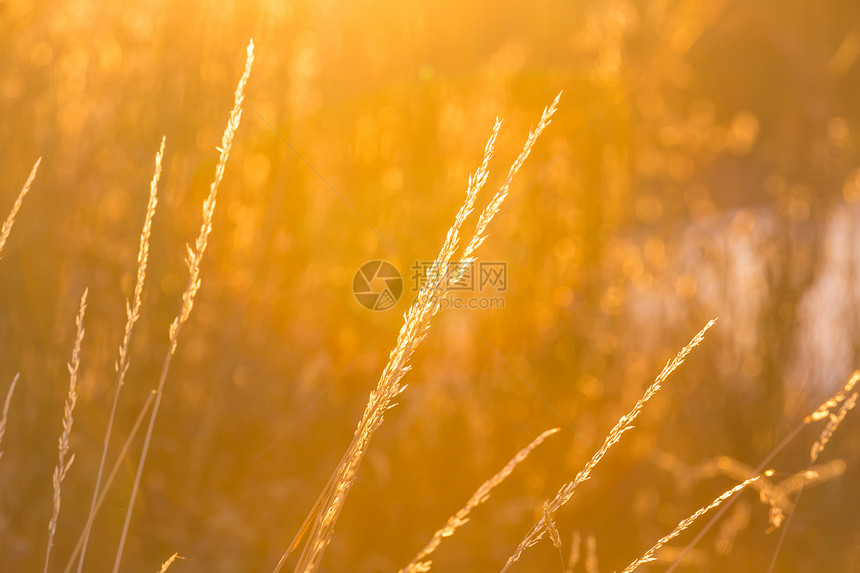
(502, 319), (716, 571)
(400, 428), (559, 573)
(0, 157), (41, 259)
(694, 456), (790, 529)
(691, 455), (847, 530)
(44, 289), (88, 573)
(460, 92), (561, 262)
(545, 510), (562, 550)
(76, 136), (165, 573)
(764, 371), (860, 572)
(282, 95), (560, 573)
(810, 379), (858, 463)
(544, 502), (565, 570)
(618, 475), (762, 573)
(0, 373), (20, 461)
(666, 370), (860, 572)
(112, 40), (254, 573)
(804, 370), (858, 424)
(158, 552), (180, 572)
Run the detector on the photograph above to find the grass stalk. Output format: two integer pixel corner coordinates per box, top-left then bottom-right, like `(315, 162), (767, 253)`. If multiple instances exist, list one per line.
(61, 392), (155, 573)
(502, 319), (716, 571)
(401, 428), (560, 573)
(666, 369), (860, 572)
(619, 475), (762, 573)
(44, 289), (88, 573)
(0, 157), (41, 259)
(280, 93), (560, 573)
(76, 137), (165, 573)
(111, 40), (254, 573)
(765, 370), (858, 572)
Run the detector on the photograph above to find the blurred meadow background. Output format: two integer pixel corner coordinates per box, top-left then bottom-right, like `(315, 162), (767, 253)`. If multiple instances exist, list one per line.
(1, 0), (859, 571)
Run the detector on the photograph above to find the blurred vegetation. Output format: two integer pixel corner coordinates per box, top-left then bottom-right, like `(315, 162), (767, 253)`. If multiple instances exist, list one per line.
(1, 0), (859, 571)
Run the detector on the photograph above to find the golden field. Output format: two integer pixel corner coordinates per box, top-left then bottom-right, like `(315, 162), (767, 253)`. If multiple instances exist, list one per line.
(1, 0), (859, 571)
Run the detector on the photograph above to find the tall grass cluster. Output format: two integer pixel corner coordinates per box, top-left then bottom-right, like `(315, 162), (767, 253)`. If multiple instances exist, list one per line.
(2, 39), (858, 572)
(3, 1), (860, 571)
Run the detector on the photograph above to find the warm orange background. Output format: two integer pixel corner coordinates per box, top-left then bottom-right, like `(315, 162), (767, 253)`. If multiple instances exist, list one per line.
(1, 0), (859, 571)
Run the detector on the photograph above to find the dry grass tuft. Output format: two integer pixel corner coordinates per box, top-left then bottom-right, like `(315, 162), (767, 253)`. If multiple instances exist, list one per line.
(400, 428), (560, 573)
(281, 93), (561, 573)
(111, 40), (254, 573)
(44, 289), (88, 573)
(0, 157), (41, 259)
(502, 319), (716, 571)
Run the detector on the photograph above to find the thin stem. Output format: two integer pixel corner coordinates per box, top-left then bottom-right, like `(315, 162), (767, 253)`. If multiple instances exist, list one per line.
(663, 422), (804, 573)
(76, 136), (164, 573)
(111, 40), (253, 572)
(61, 393), (155, 573)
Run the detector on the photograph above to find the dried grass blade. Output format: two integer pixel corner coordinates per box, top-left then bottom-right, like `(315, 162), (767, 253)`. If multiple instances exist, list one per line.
(282, 95), (560, 573)
(44, 289), (88, 573)
(502, 319), (716, 571)
(0, 157), (41, 259)
(0, 373), (20, 462)
(75, 136), (165, 573)
(111, 40), (254, 573)
(401, 428), (559, 573)
(619, 476), (761, 573)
